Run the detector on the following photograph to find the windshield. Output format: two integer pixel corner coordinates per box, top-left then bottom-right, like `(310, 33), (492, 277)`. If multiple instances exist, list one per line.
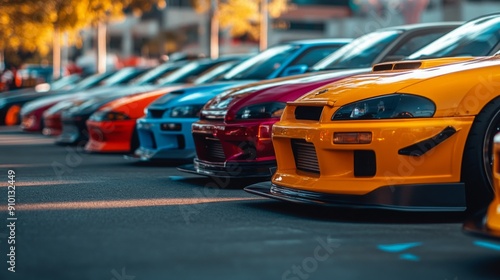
(193, 61), (239, 84)
(130, 63), (183, 85)
(49, 74), (81, 90)
(156, 60), (223, 85)
(221, 44), (298, 81)
(102, 68), (140, 86)
(312, 30), (402, 70)
(408, 15), (500, 59)
(71, 72), (114, 91)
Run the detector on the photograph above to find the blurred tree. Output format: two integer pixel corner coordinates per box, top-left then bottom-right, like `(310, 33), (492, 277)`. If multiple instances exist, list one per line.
(0, 0), (166, 77)
(191, 0), (288, 40)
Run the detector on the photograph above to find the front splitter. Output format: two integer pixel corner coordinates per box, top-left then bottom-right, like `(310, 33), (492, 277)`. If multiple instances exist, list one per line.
(178, 163), (275, 179)
(244, 181), (466, 212)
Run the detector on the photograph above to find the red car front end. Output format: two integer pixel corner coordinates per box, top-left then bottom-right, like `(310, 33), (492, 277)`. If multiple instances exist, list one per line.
(21, 102), (61, 132)
(184, 70), (367, 178)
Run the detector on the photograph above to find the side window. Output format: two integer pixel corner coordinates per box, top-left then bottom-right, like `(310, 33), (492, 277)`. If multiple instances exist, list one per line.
(290, 46), (343, 66)
(389, 32), (447, 57)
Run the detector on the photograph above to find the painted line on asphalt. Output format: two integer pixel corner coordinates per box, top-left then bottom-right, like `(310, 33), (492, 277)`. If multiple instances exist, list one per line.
(0, 180), (88, 188)
(0, 197), (265, 211)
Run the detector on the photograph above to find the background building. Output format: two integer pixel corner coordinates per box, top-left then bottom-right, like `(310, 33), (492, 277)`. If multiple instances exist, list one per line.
(76, 0), (499, 69)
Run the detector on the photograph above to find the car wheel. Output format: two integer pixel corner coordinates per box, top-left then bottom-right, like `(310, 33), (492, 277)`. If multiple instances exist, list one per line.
(462, 98), (500, 213)
(5, 105), (21, 126)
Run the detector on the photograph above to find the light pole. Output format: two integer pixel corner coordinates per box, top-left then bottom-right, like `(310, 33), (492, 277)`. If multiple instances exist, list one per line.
(53, 26), (61, 79)
(96, 21), (107, 74)
(260, 0), (269, 51)
(442, 0), (462, 21)
(209, 0), (219, 59)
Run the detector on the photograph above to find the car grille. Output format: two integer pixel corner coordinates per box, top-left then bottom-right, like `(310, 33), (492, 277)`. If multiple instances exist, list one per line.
(149, 109), (165, 118)
(294, 106), (323, 121)
(291, 139), (320, 174)
(206, 138), (225, 162)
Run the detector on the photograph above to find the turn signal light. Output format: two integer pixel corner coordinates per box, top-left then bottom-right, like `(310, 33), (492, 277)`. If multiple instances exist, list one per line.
(333, 132), (372, 144)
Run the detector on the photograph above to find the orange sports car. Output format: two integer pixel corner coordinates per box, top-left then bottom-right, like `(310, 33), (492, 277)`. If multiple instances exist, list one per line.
(245, 55), (500, 213)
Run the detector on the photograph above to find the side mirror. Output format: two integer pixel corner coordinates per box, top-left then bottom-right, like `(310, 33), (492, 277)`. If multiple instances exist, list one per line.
(282, 64), (308, 77)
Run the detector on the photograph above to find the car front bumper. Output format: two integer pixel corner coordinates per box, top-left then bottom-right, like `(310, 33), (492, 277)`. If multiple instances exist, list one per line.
(178, 159), (276, 178)
(21, 113), (41, 132)
(42, 114), (62, 136)
(189, 119), (277, 177)
(134, 117), (197, 160)
(56, 117), (88, 145)
(271, 116), (474, 196)
(85, 120), (136, 153)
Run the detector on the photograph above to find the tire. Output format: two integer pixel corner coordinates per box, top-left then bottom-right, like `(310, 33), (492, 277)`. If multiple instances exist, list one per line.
(462, 97), (500, 214)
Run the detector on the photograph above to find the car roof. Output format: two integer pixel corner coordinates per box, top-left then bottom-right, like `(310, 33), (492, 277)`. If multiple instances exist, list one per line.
(377, 21), (463, 32)
(280, 38), (354, 46)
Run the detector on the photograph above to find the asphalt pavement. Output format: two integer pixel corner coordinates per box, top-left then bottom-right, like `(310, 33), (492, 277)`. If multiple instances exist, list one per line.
(0, 126), (499, 280)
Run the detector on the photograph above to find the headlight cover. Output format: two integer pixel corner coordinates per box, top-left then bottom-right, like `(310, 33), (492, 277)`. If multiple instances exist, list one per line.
(170, 105), (203, 118)
(332, 94), (435, 120)
(235, 102), (286, 120)
(89, 111), (130, 121)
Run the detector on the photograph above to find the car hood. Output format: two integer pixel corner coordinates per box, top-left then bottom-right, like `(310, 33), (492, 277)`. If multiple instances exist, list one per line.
(0, 88), (37, 98)
(146, 81), (251, 110)
(202, 74), (318, 112)
(228, 69), (370, 112)
(22, 85), (156, 115)
(0, 88), (77, 106)
(65, 85), (158, 116)
(294, 57), (490, 108)
(98, 85), (184, 116)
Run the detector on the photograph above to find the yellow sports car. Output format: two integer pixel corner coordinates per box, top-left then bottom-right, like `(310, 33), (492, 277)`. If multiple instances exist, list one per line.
(463, 132), (500, 240)
(245, 55), (500, 213)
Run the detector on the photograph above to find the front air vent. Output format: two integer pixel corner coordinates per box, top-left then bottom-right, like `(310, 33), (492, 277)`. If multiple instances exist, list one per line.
(353, 150), (376, 177)
(149, 109), (165, 118)
(294, 106), (323, 121)
(291, 139), (320, 174)
(205, 138), (225, 162)
(393, 62), (422, 70)
(372, 64), (393, 72)
(373, 61), (422, 72)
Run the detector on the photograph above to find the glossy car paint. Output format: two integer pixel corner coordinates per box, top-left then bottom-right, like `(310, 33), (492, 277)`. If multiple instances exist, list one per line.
(84, 86), (183, 153)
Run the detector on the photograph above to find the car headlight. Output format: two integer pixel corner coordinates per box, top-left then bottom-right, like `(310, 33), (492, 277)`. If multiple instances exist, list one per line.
(170, 105), (203, 118)
(235, 102), (286, 120)
(332, 94), (435, 120)
(89, 111), (130, 121)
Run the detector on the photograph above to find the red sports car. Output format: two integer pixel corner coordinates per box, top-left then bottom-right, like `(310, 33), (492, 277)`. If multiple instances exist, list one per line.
(84, 86), (183, 153)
